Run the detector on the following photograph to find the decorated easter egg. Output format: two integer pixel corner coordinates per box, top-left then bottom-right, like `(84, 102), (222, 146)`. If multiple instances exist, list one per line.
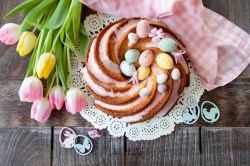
(136, 20), (151, 38)
(120, 60), (136, 77)
(171, 68), (181, 80)
(139, 50), (154, 67)
(158, 38), (177, 52)
(156, 53), (174, 69)
(157, 74), (168, 84)
(157, 84), (167, 93)
(128, 33), (138, 44)
(139, 88), (150, 98)
(125, 49), (140, 63)
(137, 66), (150, 81)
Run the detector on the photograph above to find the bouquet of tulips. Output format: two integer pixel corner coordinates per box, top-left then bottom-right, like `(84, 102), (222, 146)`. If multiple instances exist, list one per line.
(0, 0), (90, 123)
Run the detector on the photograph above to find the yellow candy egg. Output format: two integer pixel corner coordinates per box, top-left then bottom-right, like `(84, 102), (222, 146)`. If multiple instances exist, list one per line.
(137, 66), (150, 81)
(156, 53), (174, 70)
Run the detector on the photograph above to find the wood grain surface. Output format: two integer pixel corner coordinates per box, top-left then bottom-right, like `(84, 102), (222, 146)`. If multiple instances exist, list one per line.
(0, 0), (249, 165)
(125, 127), (200, 166)
(201, 128), (250, 166)
(0, 127), (51, 166)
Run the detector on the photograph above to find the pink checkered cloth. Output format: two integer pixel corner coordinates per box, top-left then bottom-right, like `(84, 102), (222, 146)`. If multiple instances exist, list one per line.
(80, 0), (250, 91)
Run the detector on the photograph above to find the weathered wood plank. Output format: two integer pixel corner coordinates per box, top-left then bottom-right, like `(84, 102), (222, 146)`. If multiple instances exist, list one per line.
(201, 128), (250, 166)
(53, 127), (124, 166)
(125, 127), (200, 166)
(0, 127), (51, 166)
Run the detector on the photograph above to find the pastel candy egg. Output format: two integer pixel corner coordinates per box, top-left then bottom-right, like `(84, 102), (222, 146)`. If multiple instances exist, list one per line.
(139, 88), (150, 98)
(157, 84), (167, 93)
(156, 53), (174, 69)
(125, 49), (140, 63)
(158, 38), (177, 52)
(128, 33), (138, 44)
(120, 60), (136, 77)
(171, 68), (181, 80)
(139, 50), (154, 67)
(137, 66), (150, 81)
(136, 20), (151, 38)
(157, 74), (168, 84)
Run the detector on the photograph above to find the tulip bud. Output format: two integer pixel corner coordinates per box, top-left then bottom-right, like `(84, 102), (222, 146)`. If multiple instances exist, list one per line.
(31, 98), (52, 123)
(16, 31), (37, 56)
(65, 87), (87, 114)
(0, 23), (20, 45)
(36, 53), (56, 79)
(18, 76), (43, 102)
(49, 85), (65, 110)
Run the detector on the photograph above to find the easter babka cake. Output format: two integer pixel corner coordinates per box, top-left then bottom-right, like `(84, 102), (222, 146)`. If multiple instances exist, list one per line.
(82, 18), (190, 123)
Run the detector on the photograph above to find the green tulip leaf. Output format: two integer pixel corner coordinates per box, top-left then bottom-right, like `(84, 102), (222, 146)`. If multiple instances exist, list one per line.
(55, 41), (68, 92)
(4, 0), (43, 19)
(44, 0), (71, 29)
(21, 0), (57, 33)
(79, 32), (90, 61)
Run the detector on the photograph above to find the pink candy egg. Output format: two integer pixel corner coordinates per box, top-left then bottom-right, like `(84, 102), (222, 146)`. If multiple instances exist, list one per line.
(136, 20), (150, 38)
(139, 50), (154, 67)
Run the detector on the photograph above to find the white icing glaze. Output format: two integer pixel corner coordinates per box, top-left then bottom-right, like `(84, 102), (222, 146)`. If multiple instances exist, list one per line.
(95, 75), (154, 109)
(99, 23), (121, 74)
(156, 79), (181, 117)
(87, 39), (127, 87)
(83, 67), (146, 97)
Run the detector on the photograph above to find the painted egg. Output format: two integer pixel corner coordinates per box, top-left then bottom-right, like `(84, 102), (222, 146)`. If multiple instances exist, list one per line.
(139, 88), (150, 98)
(125, 49), (140, 63)
(156, 53), (174, 69)
(139, 50), (154, 67)
(120, 60), (136, 77)
(157, 74), (168, 84)
(128, 33), (138, 44)
(171, 68), (181, 80)
(158, 38), (177, 52)
(137, 66), (151, 81)
(157, 84), (167, 93)
(136, 20), (151, 38)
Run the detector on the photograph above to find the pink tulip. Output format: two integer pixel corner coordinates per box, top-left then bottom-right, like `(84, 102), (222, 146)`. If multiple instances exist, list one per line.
(31, 98), (52, 123)
(0, 23), (20, 45)
(18, 76), (43, 102)
(49, 85), (65, 110)
(65, 87), (87, 114)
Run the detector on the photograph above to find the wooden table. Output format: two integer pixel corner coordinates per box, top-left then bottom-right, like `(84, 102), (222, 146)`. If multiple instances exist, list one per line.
(0, 0), (249, 165)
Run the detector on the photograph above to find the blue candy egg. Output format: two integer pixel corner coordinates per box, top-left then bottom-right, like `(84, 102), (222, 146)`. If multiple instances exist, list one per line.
(125, 49), (140, 63)
(158, 38), (177, 52)
(120, 60), (136, 77)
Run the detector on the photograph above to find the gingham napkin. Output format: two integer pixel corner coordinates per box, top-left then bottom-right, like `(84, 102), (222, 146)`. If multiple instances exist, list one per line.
(80, 0), (250, 91)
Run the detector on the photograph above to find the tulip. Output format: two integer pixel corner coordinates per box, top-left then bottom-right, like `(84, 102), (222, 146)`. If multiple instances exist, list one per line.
(36, 53), (56, 79)
(65, 87), (87, 114)
(18, 76), (43, 102)
(49, 85), (65, 110)
(16, 31), (37, 56)
(31, 98), (52, 123)
(0, 23), (20, 45)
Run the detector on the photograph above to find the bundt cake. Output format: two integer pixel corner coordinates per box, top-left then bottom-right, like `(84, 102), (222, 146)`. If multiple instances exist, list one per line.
(82, 18), (190, 123)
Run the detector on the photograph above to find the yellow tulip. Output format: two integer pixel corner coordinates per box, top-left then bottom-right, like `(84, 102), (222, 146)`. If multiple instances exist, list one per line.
(36, 53), (56, 79)
(16, 31), (37, 57)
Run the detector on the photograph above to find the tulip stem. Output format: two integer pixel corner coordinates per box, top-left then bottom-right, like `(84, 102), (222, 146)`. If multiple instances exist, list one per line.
(50, 27), (63, 53)
(46, 73), (56, 98)
(67, 48), (74, 88)
(56, 65), (59, 86)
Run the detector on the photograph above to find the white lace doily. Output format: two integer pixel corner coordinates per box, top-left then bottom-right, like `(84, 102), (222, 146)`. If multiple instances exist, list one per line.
(70, 13), (204, 141)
